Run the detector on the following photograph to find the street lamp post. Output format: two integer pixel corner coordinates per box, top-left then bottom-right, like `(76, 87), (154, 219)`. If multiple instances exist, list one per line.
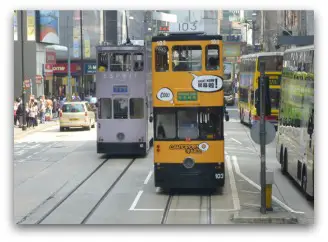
(20, 10), (27, 131)
(252, 12), (257, 48)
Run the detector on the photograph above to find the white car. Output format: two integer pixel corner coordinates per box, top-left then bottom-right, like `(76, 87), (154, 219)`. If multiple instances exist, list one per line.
(59, 101), (96, 131)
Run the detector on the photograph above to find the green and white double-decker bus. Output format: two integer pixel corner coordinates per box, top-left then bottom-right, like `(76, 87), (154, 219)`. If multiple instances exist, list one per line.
(276, 45), (314, 200)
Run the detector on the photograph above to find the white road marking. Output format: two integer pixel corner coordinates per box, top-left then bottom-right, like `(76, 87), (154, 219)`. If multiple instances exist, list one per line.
(144, 170), (153, 185)
(224, 151), (228, 155)
(131, 208), (238, 212)
(226, 155), (241, 212)
(225, 147), (251, 151)
(231, 138), (242, 145)
(231, 155), (305, 214)
(129, 190), (144, 211)
(246, 147), (255, 152)
(224, 133), (227, 136)
(242, 203), (261, 208)
(240, 190), (260, 194)
(226, 108), (239, 111)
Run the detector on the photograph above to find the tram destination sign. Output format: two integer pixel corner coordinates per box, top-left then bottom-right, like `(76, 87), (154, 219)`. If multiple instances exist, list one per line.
(113, 85), (128, 94)
(177, 91), (198, 101)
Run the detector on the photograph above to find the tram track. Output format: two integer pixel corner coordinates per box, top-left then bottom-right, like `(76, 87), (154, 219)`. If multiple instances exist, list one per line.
(17, 157), (136, 224)
(160, 190), (213, 224)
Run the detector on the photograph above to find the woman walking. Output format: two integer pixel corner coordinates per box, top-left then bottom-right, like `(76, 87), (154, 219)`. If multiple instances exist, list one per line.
(28, 102), (38, 128)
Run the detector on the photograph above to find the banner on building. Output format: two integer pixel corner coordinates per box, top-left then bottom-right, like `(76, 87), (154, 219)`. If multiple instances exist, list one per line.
(39, 10), (60, 44)
(84, 63), (96, 74)
(84, 39), (91, 58)
(73, 11), (81, 58)
(52, 63), (81, 74)
(46, 50), (56, 64)
(14, 11), (18, 41)
(44, 63), (53, 76)
(27, 10), (35, 41)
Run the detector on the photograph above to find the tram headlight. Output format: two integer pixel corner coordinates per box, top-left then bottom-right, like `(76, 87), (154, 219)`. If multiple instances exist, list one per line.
(117, 132), (125, 141)
(183, 157), (195, 169)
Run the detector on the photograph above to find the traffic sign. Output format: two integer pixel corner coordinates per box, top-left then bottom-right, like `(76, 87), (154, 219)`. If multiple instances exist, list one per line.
(250, 121), (276, 145)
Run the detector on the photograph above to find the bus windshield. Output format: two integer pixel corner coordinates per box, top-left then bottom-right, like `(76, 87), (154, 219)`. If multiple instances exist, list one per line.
(257, 56), (283, 72)
(223, 63), (232, 80)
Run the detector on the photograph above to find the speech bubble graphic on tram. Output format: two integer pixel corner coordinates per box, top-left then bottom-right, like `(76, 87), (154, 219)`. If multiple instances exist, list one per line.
(190, 73), (223, 92)
(198, 142), (209, 152)
(157, 87), (173, 101)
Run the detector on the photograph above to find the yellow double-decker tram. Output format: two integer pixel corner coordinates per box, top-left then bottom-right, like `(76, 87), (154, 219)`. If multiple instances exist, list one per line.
(151, 32), (228, 190)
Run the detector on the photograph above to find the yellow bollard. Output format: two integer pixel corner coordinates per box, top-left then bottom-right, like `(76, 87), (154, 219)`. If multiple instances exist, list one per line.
(266, 184), (273, 211)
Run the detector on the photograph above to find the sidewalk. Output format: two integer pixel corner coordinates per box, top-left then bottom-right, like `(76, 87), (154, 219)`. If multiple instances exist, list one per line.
(14, 118), (59, 141)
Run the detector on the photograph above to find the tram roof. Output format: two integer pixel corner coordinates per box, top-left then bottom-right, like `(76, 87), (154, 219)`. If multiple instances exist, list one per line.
(240, 52), (284, 59)
(152, 33), (222, 42)
(96, 45), (144, 52)
(284, 45), (314, 53)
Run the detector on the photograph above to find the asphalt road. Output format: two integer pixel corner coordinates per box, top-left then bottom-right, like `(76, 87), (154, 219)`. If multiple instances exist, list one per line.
(14, 106), (314, 224)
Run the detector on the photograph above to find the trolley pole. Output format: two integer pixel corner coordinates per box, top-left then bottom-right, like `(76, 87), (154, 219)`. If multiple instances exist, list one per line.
(20, 10), (27, 131)
(259, 61), (266, 214)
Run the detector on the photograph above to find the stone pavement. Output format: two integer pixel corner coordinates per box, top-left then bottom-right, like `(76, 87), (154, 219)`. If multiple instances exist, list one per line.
(14, 118), (59, 141)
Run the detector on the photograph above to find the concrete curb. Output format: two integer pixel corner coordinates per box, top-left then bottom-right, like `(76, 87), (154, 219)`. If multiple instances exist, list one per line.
(14, 121), (59, 141)
(231, 214), (298, 224)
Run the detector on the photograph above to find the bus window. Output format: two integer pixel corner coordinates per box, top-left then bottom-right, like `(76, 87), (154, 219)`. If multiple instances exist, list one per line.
(155, 111), (176, 139)
(270, 89), (280, 110)
(172, 46), (202, 72)
(155, 46), (169, 72)
(130, 98), (144, 119)
(97, 52), (108, 72)
(257, 56), (283, 72)
(99, 98), (112, 119)
(110, 53), (132, 72)
(206, 45), (220, 71)
(113, 98), (128, 119)
(177, 110), (199, 139)
(133, 53), (144, 71)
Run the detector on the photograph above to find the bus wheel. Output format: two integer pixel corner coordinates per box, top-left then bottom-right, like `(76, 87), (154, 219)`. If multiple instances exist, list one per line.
(239, 109), (243, 123)
(301, 167), (307, 194)
(281, 149), (288, 175)
(279, 146), (283, 164)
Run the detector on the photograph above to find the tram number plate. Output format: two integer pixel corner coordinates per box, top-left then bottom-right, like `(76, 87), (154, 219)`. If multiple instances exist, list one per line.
(215, 173), (224, 179)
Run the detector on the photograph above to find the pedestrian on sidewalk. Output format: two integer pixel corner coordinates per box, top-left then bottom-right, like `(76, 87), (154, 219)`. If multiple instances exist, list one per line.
(28, 102), (38, 128)
(14, 99), (18, 126)
(16, 97), (25, 128)
(39, 96), (46, 124)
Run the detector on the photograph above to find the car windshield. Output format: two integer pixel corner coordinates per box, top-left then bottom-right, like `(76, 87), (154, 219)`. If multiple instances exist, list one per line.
(62, 103), (85, 113)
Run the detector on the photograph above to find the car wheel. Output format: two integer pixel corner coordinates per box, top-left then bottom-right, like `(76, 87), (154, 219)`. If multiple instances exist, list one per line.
(91, 119), (95, 128)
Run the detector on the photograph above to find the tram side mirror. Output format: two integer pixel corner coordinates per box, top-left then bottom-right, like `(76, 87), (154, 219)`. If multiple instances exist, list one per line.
(149, 115), (153, 123)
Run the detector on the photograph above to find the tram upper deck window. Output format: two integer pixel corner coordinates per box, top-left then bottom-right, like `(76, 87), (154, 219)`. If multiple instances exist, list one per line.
(133, 53), (144, 71)
(97, 52), (108, 72)
(110, 53), (132, 72)
(257, 56), (283, 72)
(113, 98), (128, 119)
(155, 46), (169, 72)
(172, 46), (202, 72)
(206, 45), (220, 71)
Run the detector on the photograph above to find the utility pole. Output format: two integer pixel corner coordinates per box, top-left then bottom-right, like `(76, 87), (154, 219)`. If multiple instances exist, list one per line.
(66, 16), (71, 99)
(259, 61), (266, 214)
(80, 10), (84, 98)
(20, 10), (27, 131)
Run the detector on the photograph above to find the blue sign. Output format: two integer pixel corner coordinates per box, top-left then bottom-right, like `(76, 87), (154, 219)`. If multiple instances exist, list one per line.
(84, 63), (97, 74)
(113, 85), (128, 94)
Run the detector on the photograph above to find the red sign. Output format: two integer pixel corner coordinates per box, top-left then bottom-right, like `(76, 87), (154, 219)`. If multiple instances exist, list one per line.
(52, 63), (81, 74)
(45, 63), (53, 76)
(35, 75), (43, 84)
(159, 26), (169, 31)
(46, 50), (56, 64)
(24, 80), (31, 88)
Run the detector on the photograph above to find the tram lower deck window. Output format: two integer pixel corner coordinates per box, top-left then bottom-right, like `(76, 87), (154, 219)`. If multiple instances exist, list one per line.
(99, 98), (112, 119)
(114, 98), (128, 119)
(130, 98), (144, 119)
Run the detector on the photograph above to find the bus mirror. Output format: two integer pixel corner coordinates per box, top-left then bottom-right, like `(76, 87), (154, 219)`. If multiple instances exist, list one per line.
(225, 114), (230, 122)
